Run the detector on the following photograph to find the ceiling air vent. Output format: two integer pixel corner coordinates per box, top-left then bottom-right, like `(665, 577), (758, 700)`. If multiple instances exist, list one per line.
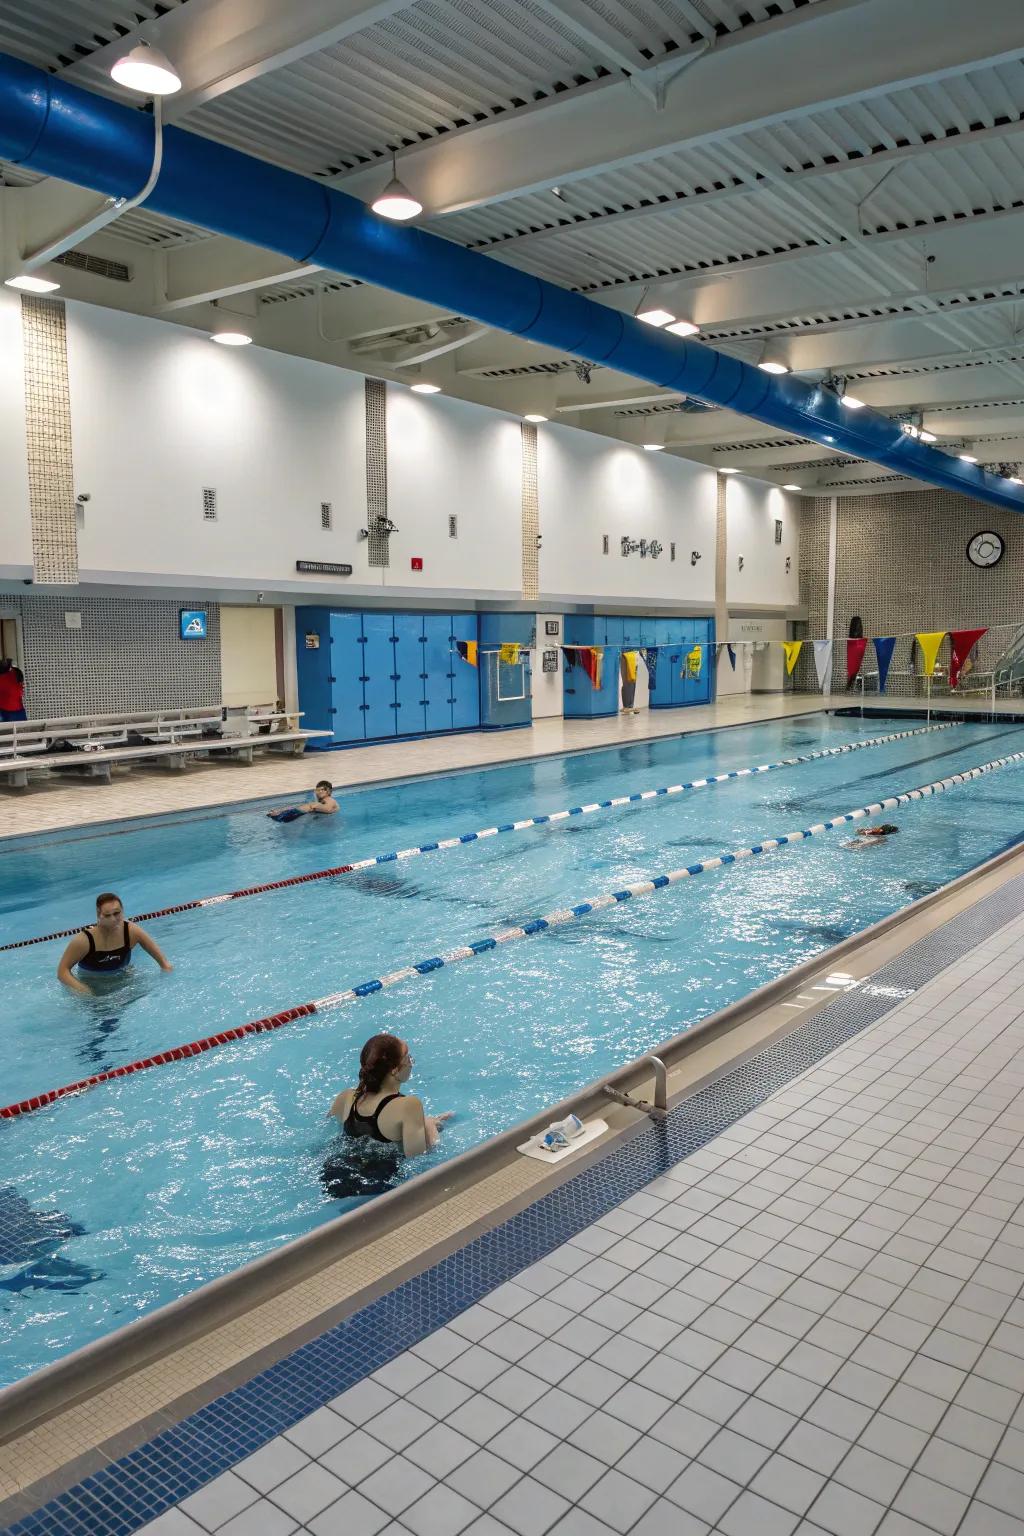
(54, 251), (132, 282)
(321, 501), (333, 530)
(202, 487), (217, 521)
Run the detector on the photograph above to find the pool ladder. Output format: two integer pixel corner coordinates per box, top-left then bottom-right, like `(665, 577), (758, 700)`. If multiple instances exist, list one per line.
(603, 1053), (668, 1121)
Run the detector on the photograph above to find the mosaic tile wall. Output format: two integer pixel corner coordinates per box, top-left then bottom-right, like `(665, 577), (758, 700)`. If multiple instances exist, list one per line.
(20, 296), (78, 586)
(365, 378), (389, 568)
(7, 596), (222, 717)
(794, 496), (830, 691)
(521, 421), (539, 600)
(798, 489), (1024, 694)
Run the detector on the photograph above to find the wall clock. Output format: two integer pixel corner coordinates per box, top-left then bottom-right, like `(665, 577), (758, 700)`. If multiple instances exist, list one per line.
(966, 531), (1004, 568)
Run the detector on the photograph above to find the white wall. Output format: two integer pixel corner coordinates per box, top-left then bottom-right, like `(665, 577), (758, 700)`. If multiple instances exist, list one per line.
(66, 303), (368, 586)
(533, 612), (564, 718)
(0, 289), (31, 574)
(725, 478), (800, 609)
(538, 426), (717, 605)
(386, 389), (521, 595)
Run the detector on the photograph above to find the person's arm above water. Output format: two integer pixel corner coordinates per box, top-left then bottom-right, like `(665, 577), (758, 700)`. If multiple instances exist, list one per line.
(328, 1089), (355, 1128)
(300, 796), (338, 815)
(399, 1095), (453, 1157)
(57, 933), (92, 995)
(130, 924), (172, 971)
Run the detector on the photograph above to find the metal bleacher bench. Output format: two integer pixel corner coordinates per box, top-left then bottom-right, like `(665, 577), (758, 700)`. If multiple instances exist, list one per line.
(0, 706), (331, 790)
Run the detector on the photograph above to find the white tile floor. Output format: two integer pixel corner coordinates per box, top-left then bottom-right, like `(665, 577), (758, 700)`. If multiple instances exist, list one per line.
(140, 916), (1024, 1536)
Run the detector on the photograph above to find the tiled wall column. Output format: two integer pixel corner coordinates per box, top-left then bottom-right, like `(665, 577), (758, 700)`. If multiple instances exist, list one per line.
(20, 295), (78, 585)
(521, 422), (539, 600)
(365, 377), (389, 567)
(715, 471), (728, 638)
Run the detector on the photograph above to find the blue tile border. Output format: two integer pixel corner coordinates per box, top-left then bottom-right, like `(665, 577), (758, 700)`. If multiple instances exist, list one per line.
(7, 865), (1024, 1536)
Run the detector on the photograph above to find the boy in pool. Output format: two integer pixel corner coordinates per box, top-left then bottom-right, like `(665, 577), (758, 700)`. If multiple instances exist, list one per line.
(57, 892), (172, 995)
(844, 823), (899, 849)
(268, 780), (339, 822)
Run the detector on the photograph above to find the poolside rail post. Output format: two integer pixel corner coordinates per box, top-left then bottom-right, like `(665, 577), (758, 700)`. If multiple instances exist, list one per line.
(643, 1053), (668, 1114)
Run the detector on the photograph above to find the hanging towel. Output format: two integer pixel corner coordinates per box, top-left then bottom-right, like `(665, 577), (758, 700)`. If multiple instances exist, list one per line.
(915, 631), (946, 678)
(621, 650), (638, 684)
(949, 628), (987, 690)
(846, 636), (868, 686)
(498, 642), (521, 665)
(873, 636), (897, 694)
(685, 644), (703, 678)
(812, 639), (833, 692)
(782, 640), (803, 676)
(455, 639), (478, 667)
(640, 647), (658, 688)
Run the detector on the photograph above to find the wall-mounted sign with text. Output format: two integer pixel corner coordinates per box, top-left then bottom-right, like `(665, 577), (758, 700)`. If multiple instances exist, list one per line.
(296, 560), (353, 576)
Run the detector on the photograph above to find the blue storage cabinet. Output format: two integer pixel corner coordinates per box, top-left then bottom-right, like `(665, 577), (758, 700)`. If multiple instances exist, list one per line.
(563, 614), (619, 718)
(479, 613), (534, 730)
(563, 614), (715, 717)
(295, 609), (482, 746)
(647, 617), (715, 709)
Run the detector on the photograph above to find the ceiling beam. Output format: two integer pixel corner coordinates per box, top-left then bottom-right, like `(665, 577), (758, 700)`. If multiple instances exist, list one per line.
(331, 0), (1022, 216)
(63, 0), (415, 120)
(158, 236), (322, 309)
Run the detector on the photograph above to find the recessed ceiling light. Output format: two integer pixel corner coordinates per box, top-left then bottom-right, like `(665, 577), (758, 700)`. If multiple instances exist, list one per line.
(371, 156), (422, 221)
(959, 453), (978, 463)
(411, 382), (441, 394)
(636, 308), (675, 328)
(4, 273), (60, 293)
(1009, 476), (1023, 485)
(643, 443), (665, 451)
(840, 393), (866, 409)
(720, 467), (739, 474)
(782, 484), (802, 491)
(209, 330), (252, 346)
(665, 319), (700, 338)
(524, 413), (548, 423)
(110, 42), (181, 95)
(758, 361), (789, 375)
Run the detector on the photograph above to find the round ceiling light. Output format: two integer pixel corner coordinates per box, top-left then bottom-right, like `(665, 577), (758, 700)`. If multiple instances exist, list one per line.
(410, 382), (441, 394)
(110, 42), (182, 95)
(210, 330), (252, 346)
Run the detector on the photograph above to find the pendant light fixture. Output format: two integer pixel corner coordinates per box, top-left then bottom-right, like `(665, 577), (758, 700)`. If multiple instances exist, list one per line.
(111, 42), (181, 95)
(372, 154), (423, 221)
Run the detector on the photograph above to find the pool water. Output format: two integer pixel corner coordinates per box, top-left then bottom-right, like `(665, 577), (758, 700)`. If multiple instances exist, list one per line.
(2, 712), (1024, 1385)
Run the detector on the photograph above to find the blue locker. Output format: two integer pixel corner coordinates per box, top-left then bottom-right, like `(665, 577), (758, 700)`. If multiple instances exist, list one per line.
(295, 608), (333, 743)
(604, 616), (624, 647)
(330, 612), (366, 743)
(361, 614), (397, 739)
(422, 614), (453, 732)
(450, 613), (481, 730)
(393, 614), (425, 736)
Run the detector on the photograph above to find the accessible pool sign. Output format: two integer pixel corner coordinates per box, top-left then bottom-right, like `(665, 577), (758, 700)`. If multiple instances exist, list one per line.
(180, 609), (208, 640)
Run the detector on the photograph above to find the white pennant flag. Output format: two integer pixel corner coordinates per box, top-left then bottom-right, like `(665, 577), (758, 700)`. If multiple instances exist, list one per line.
(813, 639), (834, 692)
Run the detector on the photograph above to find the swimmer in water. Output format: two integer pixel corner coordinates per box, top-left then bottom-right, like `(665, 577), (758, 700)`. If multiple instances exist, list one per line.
(57, 892), (172, 995)
(328, 1033), (452, 1158)
(268, 780), (338, 821)
(845, 822), (899, 849)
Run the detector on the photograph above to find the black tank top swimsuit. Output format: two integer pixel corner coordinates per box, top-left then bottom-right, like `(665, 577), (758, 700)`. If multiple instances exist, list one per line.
(343, 1092), (402, 1144)
(77, 921), (132, 974)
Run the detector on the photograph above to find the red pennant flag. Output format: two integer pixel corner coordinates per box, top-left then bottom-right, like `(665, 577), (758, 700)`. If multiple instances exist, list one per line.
(949, 628), (987, 690)
(846, 636), (868, 686)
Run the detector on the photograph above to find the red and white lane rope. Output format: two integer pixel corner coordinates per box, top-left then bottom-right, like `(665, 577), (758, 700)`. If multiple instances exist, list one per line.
(1, 736), (1015, 1122)
(0, 722), (954, 954)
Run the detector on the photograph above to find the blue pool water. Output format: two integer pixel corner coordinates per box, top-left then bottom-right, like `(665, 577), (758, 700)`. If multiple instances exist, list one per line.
(2, 712), (1024, 1385)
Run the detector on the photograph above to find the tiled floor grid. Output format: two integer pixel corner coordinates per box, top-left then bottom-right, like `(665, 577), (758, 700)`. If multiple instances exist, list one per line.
(133, 918), (1024, 1536)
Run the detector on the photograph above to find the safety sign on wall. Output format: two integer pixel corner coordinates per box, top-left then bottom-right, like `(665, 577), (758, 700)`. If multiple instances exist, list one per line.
(179, 609), (208, 640)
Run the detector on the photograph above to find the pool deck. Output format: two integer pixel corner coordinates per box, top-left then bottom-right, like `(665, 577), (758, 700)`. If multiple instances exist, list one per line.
(3, 823), (1024, 1535)
(1, 695), (828, 839)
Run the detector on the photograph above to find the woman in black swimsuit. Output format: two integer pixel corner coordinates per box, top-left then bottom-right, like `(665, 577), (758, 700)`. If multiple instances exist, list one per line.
(57, 892), (173, 995)
(327, 1033), (452, 1163)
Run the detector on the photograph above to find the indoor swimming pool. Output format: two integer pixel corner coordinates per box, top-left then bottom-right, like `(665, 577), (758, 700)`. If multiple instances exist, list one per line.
(3, 711), (1024, 1386)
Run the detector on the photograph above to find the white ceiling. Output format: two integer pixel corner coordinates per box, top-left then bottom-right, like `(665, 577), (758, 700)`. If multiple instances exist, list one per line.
(4, 0), (1024, 495)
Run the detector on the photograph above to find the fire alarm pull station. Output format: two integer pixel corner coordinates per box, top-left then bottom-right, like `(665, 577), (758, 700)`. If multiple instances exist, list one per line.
(410, 557), (423, 571)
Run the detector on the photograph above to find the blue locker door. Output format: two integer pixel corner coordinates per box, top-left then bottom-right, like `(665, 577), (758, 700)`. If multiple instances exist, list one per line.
(329, 612), (366, 743)
(295, 609), (333, 739)
(681, 621), (700, 705)
(450, 614), (481, 729)
(393, 615), (426, 736)
(422, 615), (452, 732)
(361, 614), (397, 739)
(695, 619), (714, 703)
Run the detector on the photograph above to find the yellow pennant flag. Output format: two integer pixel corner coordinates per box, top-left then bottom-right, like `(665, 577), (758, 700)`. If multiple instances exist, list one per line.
(782, 640), (803, 676)
(622, 650), (638, 683)
(498, 642), (521, 665)
(685, 644), (703, 678)
(915, 631), (946, 677)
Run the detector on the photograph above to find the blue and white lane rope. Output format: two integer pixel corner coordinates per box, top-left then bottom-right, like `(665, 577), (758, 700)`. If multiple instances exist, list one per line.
(310, 746), (1024, 1013)
(0, 722), (955, 953)
(6, 741), (1013, 1118)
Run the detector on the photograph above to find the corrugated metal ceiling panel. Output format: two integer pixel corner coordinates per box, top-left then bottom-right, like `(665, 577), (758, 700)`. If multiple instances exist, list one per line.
(0, 0), (192, 72)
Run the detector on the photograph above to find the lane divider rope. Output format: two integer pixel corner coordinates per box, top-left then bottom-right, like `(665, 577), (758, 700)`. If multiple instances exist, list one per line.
(3, 737), (1015, 1122)
(0, 722), (955, 954)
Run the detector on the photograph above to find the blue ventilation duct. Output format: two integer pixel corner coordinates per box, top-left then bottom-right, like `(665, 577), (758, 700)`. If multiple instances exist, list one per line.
(1, 49), (1020, 511)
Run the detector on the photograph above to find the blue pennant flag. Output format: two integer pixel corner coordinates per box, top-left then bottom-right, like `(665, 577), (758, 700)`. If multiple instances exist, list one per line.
(873, 636), (897, 694)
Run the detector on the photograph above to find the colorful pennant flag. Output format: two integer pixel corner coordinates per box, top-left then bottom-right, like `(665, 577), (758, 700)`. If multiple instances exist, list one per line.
(846, 636), (868, 686)
(915, 631), (946, 678)
(685, 644), (703, 678)
(455, 639), (478, 667)
(726, 643), (736, 672)
(580, 646), (604, 690)
(782, 640), (803, 676)
(873, 636), (897, 694)
(812, 639), (833, 692)
(949, 628), (987, 690)
(641, 647), (658, 687)
(498, 642), (521, 665)
(621, 650), (638, 683)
